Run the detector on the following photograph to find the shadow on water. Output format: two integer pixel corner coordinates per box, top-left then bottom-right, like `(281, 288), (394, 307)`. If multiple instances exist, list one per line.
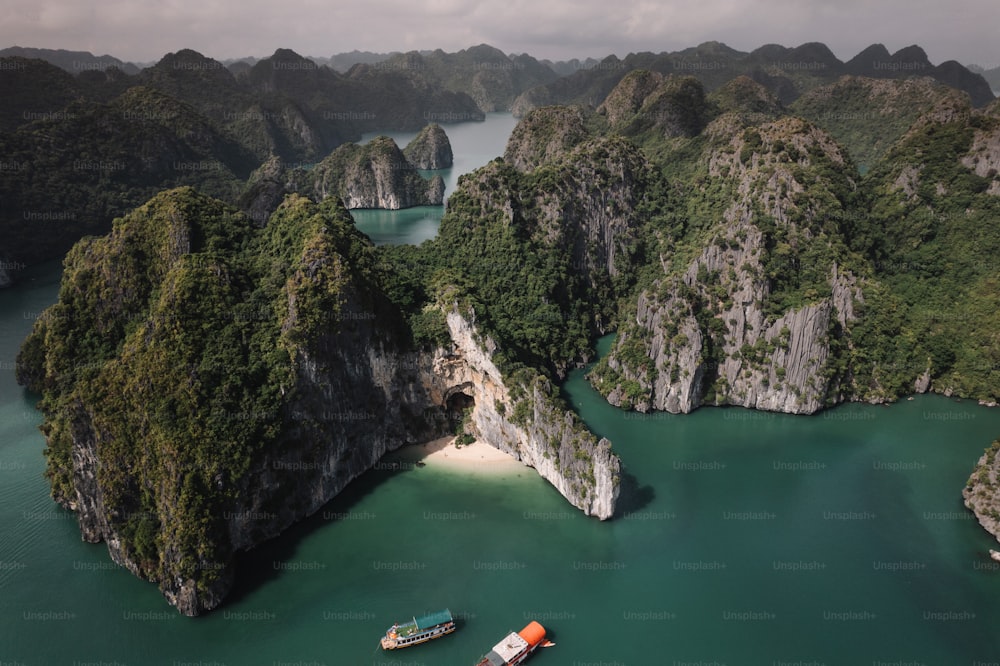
(224, 457), (417, 608)
(613, 467), (655, 518)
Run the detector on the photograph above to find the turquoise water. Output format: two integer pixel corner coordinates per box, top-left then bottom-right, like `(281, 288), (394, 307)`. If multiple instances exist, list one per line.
(351, 113), (518, 245)
(3, 265), (1000, 664)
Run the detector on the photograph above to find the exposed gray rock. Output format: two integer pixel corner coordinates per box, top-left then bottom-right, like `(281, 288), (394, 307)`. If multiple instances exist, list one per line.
(504, 105), (589, 172)
(239, 155), (308, 225)
(242, 137), (446, 218)
(596, 70), (665, 127)
(403, 123), (453, 169)
(44, 226), (619, 614)
(964, 441), (1000, 546)
(440, 309), (620, 519)
(961, 117), (1000, 196)
(914, 367), (932, 393)
(593, 116), (863, 415)
(529, 136), (650, 287)
(597, 71), (709, 138)
(308, 136), (444, 209)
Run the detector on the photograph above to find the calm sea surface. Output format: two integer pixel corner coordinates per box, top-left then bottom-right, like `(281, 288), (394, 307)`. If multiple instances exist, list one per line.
(350, 112), (518, 245)
(2, 116), (999, 665)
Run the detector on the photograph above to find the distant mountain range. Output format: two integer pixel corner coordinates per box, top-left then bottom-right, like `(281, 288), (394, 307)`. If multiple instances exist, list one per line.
(0, 40), (995, 276)
(1, 45), (598, 79)
(7, 42), (993, 104)
(511, 41), (996, 114)
(0, 46), (143, 74)
(0, 46), (487, 266)
(968, 64), (1000, 92)
(309, 48), (602, 77)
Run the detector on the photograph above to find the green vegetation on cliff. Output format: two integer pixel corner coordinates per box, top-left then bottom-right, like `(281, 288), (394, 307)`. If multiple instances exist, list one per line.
(14, 54), (1000, 613)
(0, 85), (257, 264)
(791, 76), (962, 169)
(511, 71), (1000, 412)
(512, 41), (994, 118)
(302, 135), (445, 209)
(848, 100), (1000, 401)
(1, 47), (486, 271)
(17, 187), (398, 609)
(379, 126), (655, 379)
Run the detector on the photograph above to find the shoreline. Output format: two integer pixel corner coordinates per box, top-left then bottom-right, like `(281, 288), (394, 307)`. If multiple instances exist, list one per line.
(402, 436), (523, 473)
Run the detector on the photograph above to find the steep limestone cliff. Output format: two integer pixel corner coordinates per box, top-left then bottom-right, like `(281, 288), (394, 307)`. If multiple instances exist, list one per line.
(597, 72), (710, 138)
(307, 136), (445, 209)
(961, 100), (1000, 196)
(436, 309), (619, 518)
(591, 115), (863, 414)
(522, 135), (651, 312)
(964, 441), (1000, 545)
(402, 123), (454, 169)
(17, 189), (442, 615)
(239, 154), (309, 224)
(504, 105), (590, 172)
(17, 187), (619, 615)
(239, 136), (446, 221)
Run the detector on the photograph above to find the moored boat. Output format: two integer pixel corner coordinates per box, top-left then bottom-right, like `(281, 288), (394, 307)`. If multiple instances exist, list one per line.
(380, 608), (456, 649)
(475, 620), (554, 665)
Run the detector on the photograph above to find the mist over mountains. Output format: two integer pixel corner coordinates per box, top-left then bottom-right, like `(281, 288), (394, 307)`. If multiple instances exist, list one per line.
(6, 41), (993, 103)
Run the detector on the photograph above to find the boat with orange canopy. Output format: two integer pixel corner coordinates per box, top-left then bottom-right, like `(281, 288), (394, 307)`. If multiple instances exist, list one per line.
(474, 620), (555, 665)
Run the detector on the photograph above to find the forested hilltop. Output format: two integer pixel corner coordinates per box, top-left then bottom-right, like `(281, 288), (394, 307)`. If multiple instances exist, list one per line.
(384, 70), (1000, 413)
(13, 42), (1000, 612)
(0, 47), (486, 271)
(512, 41), (995, 115)
(1, 40), (993, 280)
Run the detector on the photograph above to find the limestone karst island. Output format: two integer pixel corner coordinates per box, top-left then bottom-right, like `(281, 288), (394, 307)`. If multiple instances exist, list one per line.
(2, 35), (1000, 664)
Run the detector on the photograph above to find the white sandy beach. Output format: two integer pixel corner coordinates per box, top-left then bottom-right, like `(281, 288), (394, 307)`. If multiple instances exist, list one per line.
(410, 436), (523, 472)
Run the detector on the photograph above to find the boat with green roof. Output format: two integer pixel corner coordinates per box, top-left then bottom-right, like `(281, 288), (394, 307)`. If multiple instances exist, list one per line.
(379, 608), (456, 649)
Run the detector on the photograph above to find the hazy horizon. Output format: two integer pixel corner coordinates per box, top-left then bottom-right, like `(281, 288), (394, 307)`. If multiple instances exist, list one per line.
(2, 0), (998, 69)
(3, 39), (998, 74)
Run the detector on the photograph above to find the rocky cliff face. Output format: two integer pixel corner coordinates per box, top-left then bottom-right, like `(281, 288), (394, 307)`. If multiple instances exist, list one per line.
(961, 101), (1000, 196)
(62, 284), (452, 615)
(403, 123), (453, 169)
(241, 136), (446, 219)
(964, 441), (1000, 545)
(522, 135), (650, 306)
(591, 115), (863, 414)
(437, 310), (619, 518)
(17, 187), (619, 615)
(238, 155), (308, 224)
(307, 136), (445, 209)
(504, 106), (590, 172)
(597, 72), (709, 138)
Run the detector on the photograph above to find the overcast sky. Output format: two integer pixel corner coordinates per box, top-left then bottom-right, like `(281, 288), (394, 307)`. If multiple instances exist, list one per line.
(3, 0), (998, 68)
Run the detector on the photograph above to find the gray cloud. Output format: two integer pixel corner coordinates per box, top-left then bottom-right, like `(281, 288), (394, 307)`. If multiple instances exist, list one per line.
(1, 0), (996, 68)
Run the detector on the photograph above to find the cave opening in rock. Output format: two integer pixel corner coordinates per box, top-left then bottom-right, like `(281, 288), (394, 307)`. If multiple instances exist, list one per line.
(444, 385), (475, 442)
